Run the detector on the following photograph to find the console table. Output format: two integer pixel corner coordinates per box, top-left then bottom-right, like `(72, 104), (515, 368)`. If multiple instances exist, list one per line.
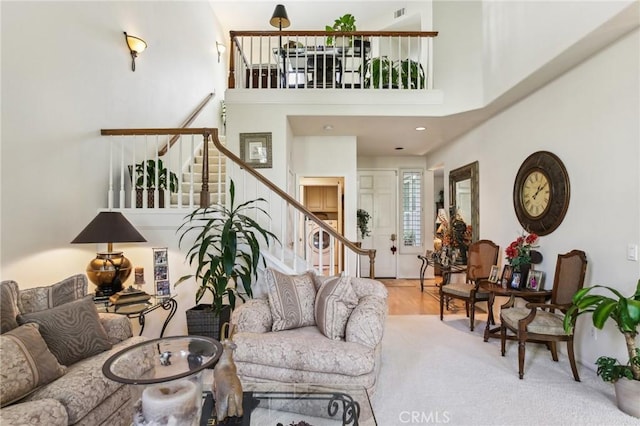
(417, 252), (467, 292)
(94, 294), (178, 338)
(480, 283), (552, 342)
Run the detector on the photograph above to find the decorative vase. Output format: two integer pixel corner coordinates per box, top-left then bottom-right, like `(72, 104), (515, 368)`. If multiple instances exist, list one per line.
(614, 378), (640, 418)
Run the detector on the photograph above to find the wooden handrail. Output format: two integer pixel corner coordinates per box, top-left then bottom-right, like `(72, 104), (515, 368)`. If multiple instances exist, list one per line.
(99, 127), (377, 277)
(228, 30), (438, 90)
(158, 92), (215, 156)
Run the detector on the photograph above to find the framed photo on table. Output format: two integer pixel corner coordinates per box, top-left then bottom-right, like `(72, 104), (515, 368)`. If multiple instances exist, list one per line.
(526, 270), (544, 291)
(240, 132), (272, 168)
(152, 248), (171, 297)
(488, 265), (500, 283)
(500, 265), (513, 288)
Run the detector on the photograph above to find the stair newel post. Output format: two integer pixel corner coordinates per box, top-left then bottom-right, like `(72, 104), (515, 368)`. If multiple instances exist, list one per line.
(228, 32), (236, 89)
(200, 130), (211, 208)
(368, 250), (375, 279)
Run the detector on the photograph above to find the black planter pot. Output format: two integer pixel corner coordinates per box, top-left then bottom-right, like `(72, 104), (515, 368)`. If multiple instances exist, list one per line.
(185, 304), (231, 341)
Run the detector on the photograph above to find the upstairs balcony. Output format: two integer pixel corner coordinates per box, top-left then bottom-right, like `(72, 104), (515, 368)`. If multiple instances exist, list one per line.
(227, 30), (438, 91)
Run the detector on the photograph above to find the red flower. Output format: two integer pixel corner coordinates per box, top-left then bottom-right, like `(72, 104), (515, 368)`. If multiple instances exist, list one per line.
(505, 231), (539, 269)
(525, 233), (538, 244)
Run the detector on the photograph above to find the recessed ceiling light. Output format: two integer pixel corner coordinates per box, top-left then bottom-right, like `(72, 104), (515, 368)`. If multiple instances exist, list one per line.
(395, 147), (404, 150)
(323, 124), (333, 131)
(415, 126), (426, 131)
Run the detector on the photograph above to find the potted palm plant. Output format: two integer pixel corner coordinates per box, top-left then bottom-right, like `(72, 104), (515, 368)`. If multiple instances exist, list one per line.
(130, 159), (178, 208)
(176, 180), (279, 341)
(563, 279), (640, 418)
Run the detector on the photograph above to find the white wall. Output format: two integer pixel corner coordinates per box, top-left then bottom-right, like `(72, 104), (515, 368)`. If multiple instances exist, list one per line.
(481, 0), (635, 103)
(427, 28), (640, 367)
(1, 1), (227, 338)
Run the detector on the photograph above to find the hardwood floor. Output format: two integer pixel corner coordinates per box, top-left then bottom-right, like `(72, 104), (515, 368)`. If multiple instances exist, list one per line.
(379, 278), (467, 315)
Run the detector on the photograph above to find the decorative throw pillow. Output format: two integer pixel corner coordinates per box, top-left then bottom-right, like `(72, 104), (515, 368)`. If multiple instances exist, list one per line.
(17, 296), (112, 366)
(265, 269), (317, 331)
(18, 274), (87, 314)
(314, 274), (358, 340)
(0, 280), (20, 333)
(0, 323), (67, 407)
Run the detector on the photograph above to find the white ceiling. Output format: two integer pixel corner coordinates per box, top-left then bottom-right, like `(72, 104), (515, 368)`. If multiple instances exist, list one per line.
(210, 1), (639, 158)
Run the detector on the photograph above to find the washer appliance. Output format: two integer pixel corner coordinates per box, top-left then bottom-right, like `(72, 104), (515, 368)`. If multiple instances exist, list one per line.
(306, 219), (338, 272)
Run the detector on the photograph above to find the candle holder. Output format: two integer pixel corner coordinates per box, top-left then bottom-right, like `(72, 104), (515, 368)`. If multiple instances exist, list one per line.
(102, 336), (223, 425)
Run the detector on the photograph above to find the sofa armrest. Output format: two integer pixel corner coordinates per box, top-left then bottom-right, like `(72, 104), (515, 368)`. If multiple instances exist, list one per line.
(0, 398), (68, 426)
(99, 313), (133, 344)
(345, 295), (388, 348)
(231, 298), (273, 333)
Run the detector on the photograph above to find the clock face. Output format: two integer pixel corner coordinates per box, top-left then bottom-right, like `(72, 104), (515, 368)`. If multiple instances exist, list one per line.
(513, 151), (570, 236)
(521, 170), (550, 218)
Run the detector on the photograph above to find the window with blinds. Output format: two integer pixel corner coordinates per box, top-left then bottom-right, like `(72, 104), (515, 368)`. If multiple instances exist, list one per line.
(401, 170), (422, 249)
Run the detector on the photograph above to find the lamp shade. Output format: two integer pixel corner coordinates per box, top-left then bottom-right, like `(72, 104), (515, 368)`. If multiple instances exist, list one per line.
(270, 4), (290, 29)
(71, 212), (146, 245)
(125, 33), (147, 54)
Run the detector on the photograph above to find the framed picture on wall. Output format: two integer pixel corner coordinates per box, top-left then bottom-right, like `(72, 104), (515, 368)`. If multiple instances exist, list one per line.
(240, 132), (272, 168)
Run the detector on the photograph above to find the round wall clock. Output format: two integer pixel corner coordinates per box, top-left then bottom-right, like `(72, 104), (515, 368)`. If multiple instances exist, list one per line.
(513, 151), (570, 236)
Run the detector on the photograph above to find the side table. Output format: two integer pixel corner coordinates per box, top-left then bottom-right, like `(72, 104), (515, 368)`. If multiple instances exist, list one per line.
(481, 283), (551, 342)
(94, 294), (178, 338)
(417, 253), (466, 292)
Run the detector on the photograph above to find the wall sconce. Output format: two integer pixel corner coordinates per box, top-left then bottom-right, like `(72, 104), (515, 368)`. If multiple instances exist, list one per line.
(124, 32), (147, 72)
(216, 42), (226, 63)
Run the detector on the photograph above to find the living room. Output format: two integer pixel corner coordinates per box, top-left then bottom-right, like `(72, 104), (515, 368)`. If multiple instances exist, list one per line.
(1, 1), (639, 424)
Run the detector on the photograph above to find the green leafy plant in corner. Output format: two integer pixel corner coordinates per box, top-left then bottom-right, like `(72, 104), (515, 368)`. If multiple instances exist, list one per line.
(176, 180), (279, 315)
(563, 279), (640, 382)
(357, 209), (371, 239)
(325, 13), (356, 46)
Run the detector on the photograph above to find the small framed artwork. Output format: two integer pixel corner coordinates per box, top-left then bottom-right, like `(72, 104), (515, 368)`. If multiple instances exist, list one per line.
(152, 248), (170, 297)
(526, 270), (544, 291)
(488, 265), (500, 283)
(511, 272), (522, 289)
(500, 265), (513, 288)
(240, 132), (272, 168)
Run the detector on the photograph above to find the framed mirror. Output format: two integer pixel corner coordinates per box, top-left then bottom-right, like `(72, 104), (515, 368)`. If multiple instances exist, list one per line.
(449, 161), (479, 242)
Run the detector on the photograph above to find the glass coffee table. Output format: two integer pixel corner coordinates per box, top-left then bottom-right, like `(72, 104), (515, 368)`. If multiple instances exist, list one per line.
(205, 382), (376, 426)
(102, 335), (223, 426)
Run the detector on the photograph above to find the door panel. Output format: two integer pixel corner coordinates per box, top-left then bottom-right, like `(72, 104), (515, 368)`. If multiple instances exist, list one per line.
(358, 170), (397, 278)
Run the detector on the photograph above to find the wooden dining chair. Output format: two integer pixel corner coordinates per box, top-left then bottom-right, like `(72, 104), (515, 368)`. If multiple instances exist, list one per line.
(500, 249), (587, 380)
(439, 239), (499, 331)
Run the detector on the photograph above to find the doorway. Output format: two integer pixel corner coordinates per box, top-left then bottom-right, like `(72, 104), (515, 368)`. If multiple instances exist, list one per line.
(299, 177), (344, 275)
(357, 170), (398, 278)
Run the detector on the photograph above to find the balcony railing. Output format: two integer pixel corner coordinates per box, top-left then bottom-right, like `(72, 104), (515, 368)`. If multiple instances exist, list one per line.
(228, 30), (438, 91)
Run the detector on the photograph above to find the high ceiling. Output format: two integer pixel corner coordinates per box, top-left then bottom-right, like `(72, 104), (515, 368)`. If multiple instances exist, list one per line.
(211, 1), (639, 158)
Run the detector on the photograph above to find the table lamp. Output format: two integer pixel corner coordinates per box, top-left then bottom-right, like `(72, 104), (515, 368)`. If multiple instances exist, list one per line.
(71, 211), (146, 296)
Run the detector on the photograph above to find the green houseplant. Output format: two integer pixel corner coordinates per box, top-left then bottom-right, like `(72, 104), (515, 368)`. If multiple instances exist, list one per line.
(361, 57), (426, 89)
(176, 180), (278, 340)
(563, 279), (640, 417)
(357, 209), (371, 239)
(130, 159), (179, 208)
(325, 13), (356, 46)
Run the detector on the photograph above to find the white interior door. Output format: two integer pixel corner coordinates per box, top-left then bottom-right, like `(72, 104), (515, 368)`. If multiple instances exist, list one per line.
(358, 170), (397, 278)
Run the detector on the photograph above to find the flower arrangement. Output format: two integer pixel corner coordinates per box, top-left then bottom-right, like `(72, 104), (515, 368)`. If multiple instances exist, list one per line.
(505, 231), (539, 271)
(435, 212), (472, 263)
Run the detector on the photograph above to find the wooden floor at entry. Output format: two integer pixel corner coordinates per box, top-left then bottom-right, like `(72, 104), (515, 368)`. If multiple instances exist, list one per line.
(380, 278), (468, 315)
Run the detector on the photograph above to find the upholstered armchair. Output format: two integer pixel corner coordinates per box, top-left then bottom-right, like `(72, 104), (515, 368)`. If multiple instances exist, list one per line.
(500, 250), (588, 380)
(439, 239), (500, 331)
(231, 270), (388, 394)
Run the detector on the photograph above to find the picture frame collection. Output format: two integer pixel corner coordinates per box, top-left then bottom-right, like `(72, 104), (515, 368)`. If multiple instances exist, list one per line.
(494, 264), (544, 290)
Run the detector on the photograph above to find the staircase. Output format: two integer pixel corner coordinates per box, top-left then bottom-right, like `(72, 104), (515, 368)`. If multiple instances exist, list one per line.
(170, 136), (227, 207)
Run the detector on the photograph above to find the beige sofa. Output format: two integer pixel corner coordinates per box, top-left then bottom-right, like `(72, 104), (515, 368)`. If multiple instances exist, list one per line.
(231, 272), (388, 394)
(0, 275), (149, 426)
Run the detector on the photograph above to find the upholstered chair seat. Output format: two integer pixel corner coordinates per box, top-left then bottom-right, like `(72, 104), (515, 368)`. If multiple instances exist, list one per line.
(501, 307), (565, 335)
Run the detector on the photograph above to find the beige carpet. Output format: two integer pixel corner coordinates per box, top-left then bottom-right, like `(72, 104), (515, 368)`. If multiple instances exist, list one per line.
(371, 315), (636, 426)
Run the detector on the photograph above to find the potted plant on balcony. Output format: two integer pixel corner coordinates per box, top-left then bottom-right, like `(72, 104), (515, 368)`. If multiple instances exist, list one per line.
(325, 13), (356, 47)
(176, 179), (279, 341)
(130, 159), (179, 208)
(361, 57), (426, 89)
(563, 279), (640, 418)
